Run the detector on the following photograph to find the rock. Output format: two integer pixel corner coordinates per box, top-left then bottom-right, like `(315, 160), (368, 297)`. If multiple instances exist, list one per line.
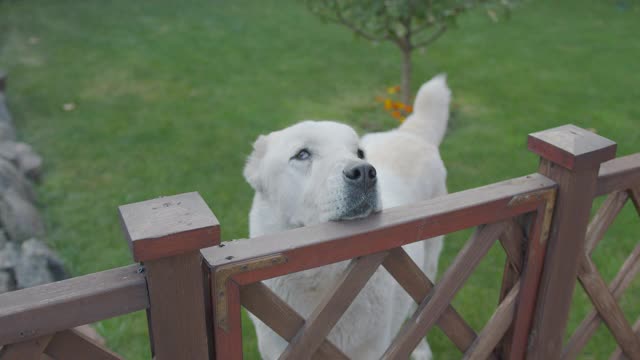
(22, 238), (67, 278)
(0, 230), (7, 248)
(0, 142), (19, 165)
(14, 238), (65, 288)
(0, 142), (43, 182)
(14, 255), (54, 288)
(0, 241), (18, 269)
(0, 188), (45, 243)
(0, 270), (13, 293)
(0, 73), (66, 294)
(0, 158), (36, 203)
(14, 143), (43, 182)
(0, 122), (15, 142)
(47, 252), (67, 281)
(0, 93), (12, 125)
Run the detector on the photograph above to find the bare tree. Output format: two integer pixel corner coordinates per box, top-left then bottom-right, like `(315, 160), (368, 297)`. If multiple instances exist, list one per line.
(306, 0), (515, 104)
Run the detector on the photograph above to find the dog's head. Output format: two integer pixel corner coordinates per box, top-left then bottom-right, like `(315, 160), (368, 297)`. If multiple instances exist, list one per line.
(244, 121), (381, 227)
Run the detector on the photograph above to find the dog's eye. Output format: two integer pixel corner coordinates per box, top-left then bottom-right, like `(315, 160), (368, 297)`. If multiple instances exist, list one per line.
(292, 149), (311, 161)
(357, 149), (365, 159)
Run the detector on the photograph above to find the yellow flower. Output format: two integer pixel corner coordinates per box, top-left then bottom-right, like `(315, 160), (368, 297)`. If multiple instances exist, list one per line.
(391, 111), (404, 120)
(383, 99), (393, 110)
(387, 85), (400, 94)
(392, 101), (406, 110)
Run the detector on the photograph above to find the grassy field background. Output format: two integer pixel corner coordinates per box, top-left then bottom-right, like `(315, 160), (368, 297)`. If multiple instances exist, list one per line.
(1, 0), (639, 358)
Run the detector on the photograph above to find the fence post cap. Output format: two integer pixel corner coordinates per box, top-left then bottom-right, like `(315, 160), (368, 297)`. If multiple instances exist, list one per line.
(119, 192), (220, 262)
(528, 124), (616, 170)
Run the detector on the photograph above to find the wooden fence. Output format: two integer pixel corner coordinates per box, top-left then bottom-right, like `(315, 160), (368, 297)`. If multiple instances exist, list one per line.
(0, 124), (638, 359)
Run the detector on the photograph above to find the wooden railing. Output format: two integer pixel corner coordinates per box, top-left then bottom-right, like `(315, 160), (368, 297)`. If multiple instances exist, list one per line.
(0, 124), (638, 360)
(202, 173), (557, 359)
(0, 192), (220, 359)
(560, 154), (640, 360)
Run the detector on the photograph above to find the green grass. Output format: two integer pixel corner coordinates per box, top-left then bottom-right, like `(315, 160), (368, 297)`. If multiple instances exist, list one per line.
(1, 0), (639, 358)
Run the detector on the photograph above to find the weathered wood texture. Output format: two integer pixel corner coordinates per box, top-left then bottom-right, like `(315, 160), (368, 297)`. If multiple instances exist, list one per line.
(508, 199), (557, 360)
(119, 191), (220, 262)
(0, 335), (52, 360)
(44, 329), (124, 360)
(280, 252), (388, 359)
(120, 191), (219, 360)
(527, 125), (616, 360)
(563, 242), (640, 359)
(585, 191), (629, 254)
(203, 174), (555, 282)
(610, 317), (640, 360)
(577, 255), (640, 358)
(463, 282), (519, 360)
(382, 247), (482, 355)
(381, 222), (507, 359)
(212, 279), (242, 360)
(144, 252), (212, 360)
(496, 219), (525, 358)
(629, 186), (640, 213)
(528, 124), (616, 171)
(241, 282), (348, 360)
(207, 176), (554, 360)
(561, 185), (640, 360)
(596, 153), (640, 196)
(0, 265), (147, 346)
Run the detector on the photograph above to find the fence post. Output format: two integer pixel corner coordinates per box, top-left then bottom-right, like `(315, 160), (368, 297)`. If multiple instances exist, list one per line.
(119, 192), (220, 360)
(526, 125), (616, 359)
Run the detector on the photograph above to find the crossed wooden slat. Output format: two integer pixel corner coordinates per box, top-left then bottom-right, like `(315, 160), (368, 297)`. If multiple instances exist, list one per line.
(562, 187), (640, 360)
(381, 222), (508, 359)
(494, 219), (526, 358)
(0, 329), (122, 360)
(281, 252), (389, 359)
(242, 219), (532, 359)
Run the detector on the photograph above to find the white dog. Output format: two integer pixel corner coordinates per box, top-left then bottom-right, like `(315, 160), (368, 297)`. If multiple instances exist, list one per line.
(243, 75), (450, 359)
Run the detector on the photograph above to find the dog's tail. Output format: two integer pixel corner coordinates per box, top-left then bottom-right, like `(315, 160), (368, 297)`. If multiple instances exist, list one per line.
(398, 74), (451, 146)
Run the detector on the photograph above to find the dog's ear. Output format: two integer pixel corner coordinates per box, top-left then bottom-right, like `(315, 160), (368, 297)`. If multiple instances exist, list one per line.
(244, 134), (269, 192)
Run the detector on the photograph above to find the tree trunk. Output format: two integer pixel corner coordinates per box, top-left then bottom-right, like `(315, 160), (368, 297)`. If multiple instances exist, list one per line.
(401, 47), (412, 105)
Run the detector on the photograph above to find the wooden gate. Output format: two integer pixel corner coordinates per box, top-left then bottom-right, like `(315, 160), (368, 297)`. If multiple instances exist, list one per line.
(1, 124), (639, 359)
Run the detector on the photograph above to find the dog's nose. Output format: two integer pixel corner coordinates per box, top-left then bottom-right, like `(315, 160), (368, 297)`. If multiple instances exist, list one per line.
(343, 162), (377, 187)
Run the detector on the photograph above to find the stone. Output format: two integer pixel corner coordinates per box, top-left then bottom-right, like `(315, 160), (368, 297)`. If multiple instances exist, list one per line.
(0, 230), (7, 248)
(0, 188), (45, 243)
(0, 142), (19, 164)
(0, 93), (12, 125)
(14, 143), (43, 182)
(0, 241), (18, 269)
(0, 270), (13, 293)
(14, 255), (53, 288)
(0, 158), (36, 204)
(47, 251), (67, 281)
(0, 122), (15, 142)
(14, 238), (65, 288)
(0, 142), (43, 182)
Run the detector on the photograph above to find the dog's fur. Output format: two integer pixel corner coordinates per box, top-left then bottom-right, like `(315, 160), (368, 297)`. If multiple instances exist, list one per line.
(243, 75), (451, 359)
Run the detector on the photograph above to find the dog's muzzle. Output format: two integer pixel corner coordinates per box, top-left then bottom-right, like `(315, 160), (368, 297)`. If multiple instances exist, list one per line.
(334, 161), (379, 220)
(342, 161), (377, 190)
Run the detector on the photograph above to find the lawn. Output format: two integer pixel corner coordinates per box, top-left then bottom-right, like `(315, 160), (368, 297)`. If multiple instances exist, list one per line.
(1, 0), (639, 358)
